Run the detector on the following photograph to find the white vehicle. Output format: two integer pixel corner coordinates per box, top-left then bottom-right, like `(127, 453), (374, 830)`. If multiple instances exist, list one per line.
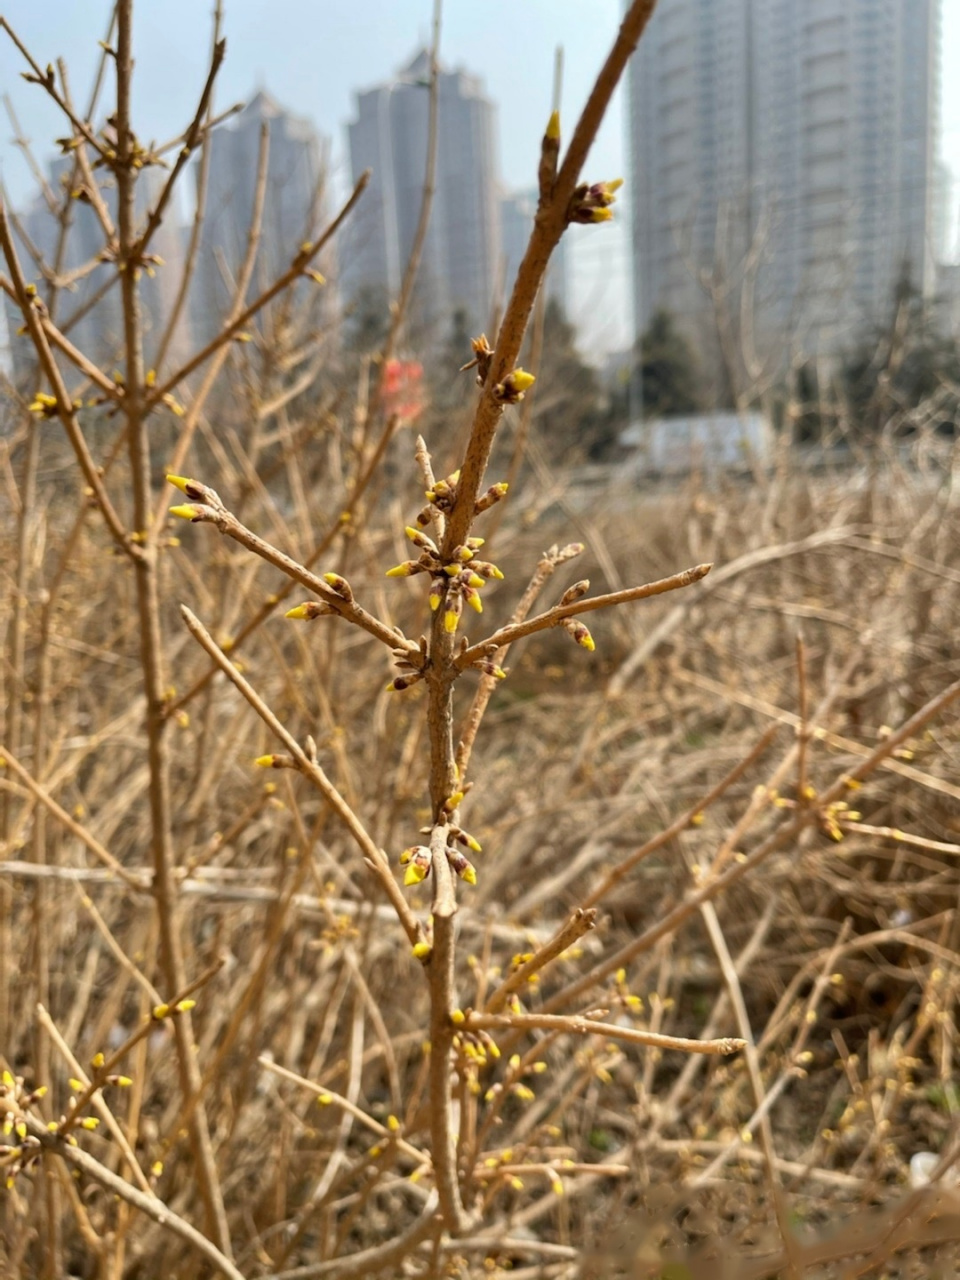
(621, 412), (774, 477)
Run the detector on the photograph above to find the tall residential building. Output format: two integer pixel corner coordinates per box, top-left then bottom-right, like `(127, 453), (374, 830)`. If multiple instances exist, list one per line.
(628, 0), (941, 367)
(343, 51), (500, 335)
(192, 90), (329, 347)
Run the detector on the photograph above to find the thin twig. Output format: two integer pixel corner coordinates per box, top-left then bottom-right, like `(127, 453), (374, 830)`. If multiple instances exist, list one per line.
(458, 563), (712, 668)
(464, 1011), (745, 1057)
(145, 172), (369, 408)
(20, 1117), (247, 1280)
(178, 606), (421, 945)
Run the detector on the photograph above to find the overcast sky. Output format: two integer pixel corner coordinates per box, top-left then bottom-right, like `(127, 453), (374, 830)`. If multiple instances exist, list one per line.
(1, 1), (958, 356)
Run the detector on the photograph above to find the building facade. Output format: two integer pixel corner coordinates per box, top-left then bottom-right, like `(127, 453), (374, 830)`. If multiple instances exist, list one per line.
(191, 90), (329, 347)
(628, 0), (941, 367)
(343, 51), (500, 336)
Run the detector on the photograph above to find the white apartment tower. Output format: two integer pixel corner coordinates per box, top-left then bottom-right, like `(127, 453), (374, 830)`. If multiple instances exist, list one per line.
(628, 0), (941, 363)
(343, 51), (500, 334)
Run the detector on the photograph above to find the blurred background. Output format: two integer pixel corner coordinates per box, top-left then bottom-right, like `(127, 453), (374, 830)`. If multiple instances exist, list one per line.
(1, 0), (957, 429)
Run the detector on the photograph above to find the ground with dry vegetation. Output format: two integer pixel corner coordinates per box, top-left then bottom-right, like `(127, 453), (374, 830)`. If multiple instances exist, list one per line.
(2, 1), (960, 1273)
(3, 425), (960, 1277)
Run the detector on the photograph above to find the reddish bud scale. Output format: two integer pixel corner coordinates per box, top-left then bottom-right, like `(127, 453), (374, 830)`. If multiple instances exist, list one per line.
(559, 579), (590, 606)
(388, 673), (424, 693)
(474, 482), (509, 515)
(322, 573), (353, 601)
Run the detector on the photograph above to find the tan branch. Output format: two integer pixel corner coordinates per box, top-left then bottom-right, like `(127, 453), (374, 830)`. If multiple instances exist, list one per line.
(258, 1058), (427, 1165)
(146, 172), (369, 408)
(0, 204), (132, 555)
(0, 745), (145, 893)
(173, 493), (416, 655)
(458, 562), (711, 668)
(483, 908), (597, 1015)
(179, 606), (421, 945)
(465, 1011), (745, 1057)
(20, 1117), (246, 1280)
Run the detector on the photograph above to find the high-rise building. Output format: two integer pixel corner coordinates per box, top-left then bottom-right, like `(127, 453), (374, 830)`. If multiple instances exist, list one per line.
(191, 90), (329, 347)
(627, 0), (941, 367)
(343, 51), (500, 335)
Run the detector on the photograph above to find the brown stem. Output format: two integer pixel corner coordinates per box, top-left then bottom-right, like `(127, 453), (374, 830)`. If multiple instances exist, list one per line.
(21, 1117), (245, 1280)
(135, 38), (226, 260)
(179, 606), (422, 946)
(0, 204), (132, 554)
(443, 0), (660, 554)
(581, 724), (779, 909)
(114, 1), (232, 1255)
(483, 908), (597, 1015)
(465, 1011), (744, 1057)
(176, 500), (416, 655)
(164, 411), (400, 716)
(543, 673), (960, 1014)
(455, 541), (583, 780)
(458, 562), (712, 668)
(149, 116), (271, 538)
(426, 822), (471, 1232)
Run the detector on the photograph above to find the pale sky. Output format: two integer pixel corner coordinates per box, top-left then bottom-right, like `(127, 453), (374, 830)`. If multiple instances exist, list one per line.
(1, 0), (958, 357)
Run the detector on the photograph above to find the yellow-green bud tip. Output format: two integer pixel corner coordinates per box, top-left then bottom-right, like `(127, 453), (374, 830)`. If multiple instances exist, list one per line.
(450, 1009), (466, 1025)
(404, 862), (428, 886)
(510, 369), (536, 392)
(165, 474), (194, 493)
(444, 611), (459, 634)
(546, 110), (561, 141)
(285, 604), (311, 619)
(169, 504), (198, 520)
(578, 633), (596, 652)
(462, 864), (477, 886)
(412, 941), (432, 959)
(255, 754), (275, 767)
(386, 564), (411, 578)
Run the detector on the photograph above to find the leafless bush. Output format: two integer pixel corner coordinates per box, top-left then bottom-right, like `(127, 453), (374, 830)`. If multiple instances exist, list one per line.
(2, 3), (960, 1278)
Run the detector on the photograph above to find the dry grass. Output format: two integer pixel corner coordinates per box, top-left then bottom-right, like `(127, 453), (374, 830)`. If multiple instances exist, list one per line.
(2, 423), (960, 1277)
